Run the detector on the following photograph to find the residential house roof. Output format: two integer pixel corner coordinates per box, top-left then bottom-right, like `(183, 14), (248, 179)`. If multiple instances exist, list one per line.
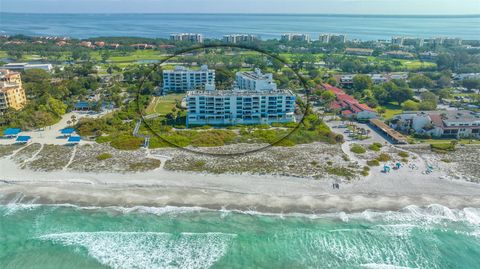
(323, 83), (377, 115)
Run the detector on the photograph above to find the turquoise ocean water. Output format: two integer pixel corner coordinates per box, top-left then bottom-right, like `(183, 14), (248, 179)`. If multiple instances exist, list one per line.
(1, 204), (479, 268)
(0, 13), (479, 40)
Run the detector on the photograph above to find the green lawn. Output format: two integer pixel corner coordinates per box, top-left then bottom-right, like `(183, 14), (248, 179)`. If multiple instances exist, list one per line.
(415, 138), (480, 145)
(0, 50), (47, 62)
(278, 52), (436, 71)
(145, 94), (184, 115)
(380, 102), (403, 119)
(89, 50), (167, 63)
(399, 60), (436, 70)
(279, 53), (325, 61)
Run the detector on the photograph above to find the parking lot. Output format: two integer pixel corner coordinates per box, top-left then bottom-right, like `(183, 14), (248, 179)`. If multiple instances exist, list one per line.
(324, 119), (390, 145)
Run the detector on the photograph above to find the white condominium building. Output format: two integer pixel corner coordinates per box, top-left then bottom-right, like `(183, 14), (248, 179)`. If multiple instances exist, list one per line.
(319, 34), (331, 43)
(281, 33), (311, 43)
(3, 62), (54, 72)
(170, 33), (204, 43)
(186, 89), (296, 126)
(391, 36), (424, 47)
(223, 34), (258, 43)
(186, 69), (295, 126)
(319, 33), (347, 43)
(162, 65), (215, 93)
(235, 68), (277, 91)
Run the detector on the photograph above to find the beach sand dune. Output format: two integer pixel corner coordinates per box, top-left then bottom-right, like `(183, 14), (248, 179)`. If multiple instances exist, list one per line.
(1, 142), (480, 213)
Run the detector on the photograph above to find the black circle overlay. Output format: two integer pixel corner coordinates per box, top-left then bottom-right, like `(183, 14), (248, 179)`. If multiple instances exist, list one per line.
(135, 43), (312, 156)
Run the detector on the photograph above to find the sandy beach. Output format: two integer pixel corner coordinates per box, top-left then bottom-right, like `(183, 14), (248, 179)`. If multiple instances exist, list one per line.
(1, 142), (480, 213)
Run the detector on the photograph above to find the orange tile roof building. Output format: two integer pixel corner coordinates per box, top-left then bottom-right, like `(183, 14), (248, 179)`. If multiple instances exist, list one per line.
(0, 69), (27, 111)
(323, 83), (378, 120)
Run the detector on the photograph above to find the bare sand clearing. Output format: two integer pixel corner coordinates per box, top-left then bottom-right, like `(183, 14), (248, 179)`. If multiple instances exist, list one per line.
(1, 143), (480, 213)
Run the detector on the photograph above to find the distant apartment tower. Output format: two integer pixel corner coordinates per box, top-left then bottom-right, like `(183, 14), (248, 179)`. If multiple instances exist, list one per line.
(319, 34), (347, 44)
(281, 33), (311, 43)
(329, 34), (347, 43)
(162, 65), (215, 94)
(391, 36), (424, 47)
(443, 37), (463, 46)
(223, 34), (258, 43)
(319, 34), (331, 43)
(170, 33), (204, 43)
(0, 69), (27, 111)
(235, 68), (277, 91)
(186, 69), (295, 126)
(404, 37), (424, 47)
(391, 36), (404, 46)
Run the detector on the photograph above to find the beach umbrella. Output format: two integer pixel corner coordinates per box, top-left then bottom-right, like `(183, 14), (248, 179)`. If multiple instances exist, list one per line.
(383, 165), (391, 173)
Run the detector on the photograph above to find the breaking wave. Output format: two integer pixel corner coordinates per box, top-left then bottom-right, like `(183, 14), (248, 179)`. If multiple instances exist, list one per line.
(3, 203), (480, 227)
(39, 231), (236, 269)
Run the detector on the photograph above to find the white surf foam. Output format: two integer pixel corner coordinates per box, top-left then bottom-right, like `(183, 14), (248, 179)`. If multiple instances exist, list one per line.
(39, 231), (236, 269)
(373, 224), (417, 237)
(286, 227), (439, 269)
(329, 205), (480, 227)
(5, 202), (480, 228)
(361, 263), (418, 269)
(1, 203), (42, 216)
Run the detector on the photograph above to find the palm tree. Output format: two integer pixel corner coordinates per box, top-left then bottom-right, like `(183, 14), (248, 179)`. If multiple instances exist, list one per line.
(71, 115), (77, 125)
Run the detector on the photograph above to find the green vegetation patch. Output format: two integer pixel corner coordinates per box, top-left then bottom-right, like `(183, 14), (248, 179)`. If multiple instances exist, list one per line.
(145, 94), (184, 115)
(379, 102), (403, 119)
(128, 159), (161, 172)
(326, 166), (357, 180)
(110, 135), (144, 150)
(376, 153), (391, 162)
(150, 129), (237, 148)
(361, 166), (370, 176)
(430, 142), (456, 153)
(96, 136), (114, 143)
(350, 144), (367, 154)
(96, 153), (113, 160)
(368, 142), (383, 152)
(367, 159), (380, 166)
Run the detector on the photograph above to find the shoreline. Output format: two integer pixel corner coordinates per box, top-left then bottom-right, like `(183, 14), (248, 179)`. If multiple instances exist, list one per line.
(2, 141), (480, 214)
(2, 183), (480, 214)
(2, 157), (480, 214)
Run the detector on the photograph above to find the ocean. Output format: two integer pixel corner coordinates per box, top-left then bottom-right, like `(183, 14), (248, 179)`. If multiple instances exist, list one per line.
(0, 13), (479, 40)
(1, 204), (479, 269)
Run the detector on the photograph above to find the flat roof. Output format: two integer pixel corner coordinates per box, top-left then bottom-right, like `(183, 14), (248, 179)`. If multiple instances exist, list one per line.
(370, 119), (408, 144)
(68, 136), (81, 142)
(61, 128), (76, 134)
(15, 136), (31, 142)
(3, 128), (21, 136)
(237, 70), (271, 81)
(187, 89), (294, 97)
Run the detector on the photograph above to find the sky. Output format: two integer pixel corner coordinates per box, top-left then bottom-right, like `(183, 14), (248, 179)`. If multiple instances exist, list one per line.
(1, 0), (479, 15)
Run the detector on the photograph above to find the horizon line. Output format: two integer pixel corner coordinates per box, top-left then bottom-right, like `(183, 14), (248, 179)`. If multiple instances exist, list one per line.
(1, 11), (480, 17)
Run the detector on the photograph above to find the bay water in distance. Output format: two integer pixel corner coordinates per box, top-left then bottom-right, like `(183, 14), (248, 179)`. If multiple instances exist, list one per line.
(0, 13), (479, 40)
(1, 204), (480, 268)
